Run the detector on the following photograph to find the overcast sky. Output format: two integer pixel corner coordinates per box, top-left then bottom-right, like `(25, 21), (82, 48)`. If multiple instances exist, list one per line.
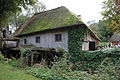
(40, 0), (105, 24)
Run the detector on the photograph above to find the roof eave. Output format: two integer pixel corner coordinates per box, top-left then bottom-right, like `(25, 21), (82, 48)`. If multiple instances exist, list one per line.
(16, 23), (84, 37)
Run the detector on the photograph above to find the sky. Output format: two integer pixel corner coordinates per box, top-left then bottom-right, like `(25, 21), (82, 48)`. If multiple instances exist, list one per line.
(40, 0), (105, 24)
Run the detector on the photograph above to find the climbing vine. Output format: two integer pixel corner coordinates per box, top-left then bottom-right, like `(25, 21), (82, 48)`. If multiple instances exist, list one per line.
(68, 27), (86, 63)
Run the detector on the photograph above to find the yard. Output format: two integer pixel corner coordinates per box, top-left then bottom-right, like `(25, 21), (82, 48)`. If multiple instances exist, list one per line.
(0, 62), (42, 80)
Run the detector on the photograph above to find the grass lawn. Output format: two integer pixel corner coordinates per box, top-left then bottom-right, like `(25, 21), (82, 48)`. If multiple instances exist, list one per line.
(0, 62), (42, 80)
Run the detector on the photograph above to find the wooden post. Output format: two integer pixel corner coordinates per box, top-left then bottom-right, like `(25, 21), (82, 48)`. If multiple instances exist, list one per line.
(31, 52), (34, 66)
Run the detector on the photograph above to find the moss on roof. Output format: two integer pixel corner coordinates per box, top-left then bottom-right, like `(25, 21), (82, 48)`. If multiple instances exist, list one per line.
(19, 6), (83, 35)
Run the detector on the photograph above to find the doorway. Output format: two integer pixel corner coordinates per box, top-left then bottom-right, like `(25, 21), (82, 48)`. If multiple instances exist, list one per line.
(89, 41), (95, 51)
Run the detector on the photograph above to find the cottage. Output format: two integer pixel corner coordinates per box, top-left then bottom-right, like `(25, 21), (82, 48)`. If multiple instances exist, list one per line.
(110, 33), (120, 46)
(15, 6), (100, 51)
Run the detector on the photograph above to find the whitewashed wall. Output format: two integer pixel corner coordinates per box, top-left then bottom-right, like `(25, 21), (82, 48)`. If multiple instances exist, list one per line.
(19, 29), (97, 51)
(19, 31), (68, 51)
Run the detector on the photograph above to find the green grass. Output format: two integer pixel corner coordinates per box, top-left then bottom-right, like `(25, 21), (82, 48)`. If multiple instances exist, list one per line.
(0, 62), (42, 80)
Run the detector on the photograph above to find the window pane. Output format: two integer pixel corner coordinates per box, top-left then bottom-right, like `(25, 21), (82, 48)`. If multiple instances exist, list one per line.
(24, 39), (26, 44)
(36, 36), (40, 43)
(55, 34), (62, 42)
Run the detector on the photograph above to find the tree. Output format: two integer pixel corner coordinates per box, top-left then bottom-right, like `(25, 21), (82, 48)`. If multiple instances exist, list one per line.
(89, 20), (113, 42)
(98, 20), (113, 41)
(102, 0), (120, 33)
(9, 14), (29, 32)
(0, 0), (46, 34)
(25, 1), (46, 17)
(0, 0), (36, 28)
(9, 1), (46, 32)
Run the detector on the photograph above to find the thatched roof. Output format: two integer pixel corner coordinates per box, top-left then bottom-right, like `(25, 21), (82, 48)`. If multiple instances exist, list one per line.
(110, 33), (120, 42)
(16, 6), (83, 36)
(15, 6), (101, 41)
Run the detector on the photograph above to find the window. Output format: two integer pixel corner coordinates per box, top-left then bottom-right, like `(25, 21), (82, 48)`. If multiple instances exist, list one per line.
(55, 34), (62, 42)
(24, 39), (27, 44)
(36, 36), (40, 43)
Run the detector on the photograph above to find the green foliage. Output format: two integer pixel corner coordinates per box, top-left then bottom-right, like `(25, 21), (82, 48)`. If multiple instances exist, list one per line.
(25, 1), (46, 17)
(0, 53), (5, 62)
(0, 63), (41, 80)
(19, 48), (32, 67)
(102, 0), (120, 32)
(27, 67), (90, 80)
(27, 67), (57, 80)
(98, 42), (110, 48)
(26, 53), (89, 80)
(7, 57), (17, 67)
(0, 0), (36, 27)
(20, 48), (32, 57)
(89, 20), (113, 42)
(98, 21), (113, 41)
(26, 51), (120, 80)
(68, 27), (86, 62)
(15, 14), (29, 27)
(89, 22), (101, 37)
(0, 52), (17, 66)
(70, 48), (120, 72)
(52, 53), (71, 72)
(95, 58), (120, 80)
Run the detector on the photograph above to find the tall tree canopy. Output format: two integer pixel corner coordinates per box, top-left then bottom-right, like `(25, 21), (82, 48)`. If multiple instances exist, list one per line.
(89, 20), (113, 42)
(102, 0), (120, 33)
(9, 1), (46, 32)
(0, 0), (36, 27)
(25, 1), (46, 17)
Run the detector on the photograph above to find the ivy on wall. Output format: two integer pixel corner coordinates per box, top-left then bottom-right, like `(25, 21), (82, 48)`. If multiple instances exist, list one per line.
(68, 27), (120, 71)
(68, 26), (87, 63)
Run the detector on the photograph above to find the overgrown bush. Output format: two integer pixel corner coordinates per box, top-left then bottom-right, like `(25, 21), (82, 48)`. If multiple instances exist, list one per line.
(4, 47), (118, 80)
(0, 53), (5, 62)
(94, 58), (120, 80)
(26, 53), (90, 80)
(8, 57), (17, 67)
(0, 52), (17, 66)
(70, 48), (120, 72)
(18, 48), (32, 68)
(26, 52), (120, 80)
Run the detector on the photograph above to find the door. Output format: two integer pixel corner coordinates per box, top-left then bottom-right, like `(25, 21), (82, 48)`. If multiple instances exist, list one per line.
(89, 41), (95, 51)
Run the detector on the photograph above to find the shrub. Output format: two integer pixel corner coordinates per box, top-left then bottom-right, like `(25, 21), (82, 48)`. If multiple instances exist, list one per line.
(70, 48), (120, 72)
(8, 57), (17, 67)
(20, 48), (32, 58)
(27, 67), (60, 80)
(94, 58), (120, 80)
(19, 48), (32, 67)
(25, 48), (120, 80)
(0, 53), (5, 62)
(26, 54), (120, 80)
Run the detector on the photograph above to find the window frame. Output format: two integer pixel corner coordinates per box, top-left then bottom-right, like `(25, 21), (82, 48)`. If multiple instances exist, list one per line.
(35, 36), (40, 43)
(24, 38), (27, 44)
(55, 34), (62, 42)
